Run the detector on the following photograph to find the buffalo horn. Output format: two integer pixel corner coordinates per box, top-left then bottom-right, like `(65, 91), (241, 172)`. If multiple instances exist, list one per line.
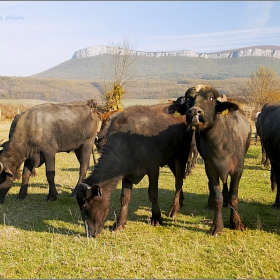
(79, 183), (92, 199)
(217, 94), (227, 102)
(0, 162), (3, 173)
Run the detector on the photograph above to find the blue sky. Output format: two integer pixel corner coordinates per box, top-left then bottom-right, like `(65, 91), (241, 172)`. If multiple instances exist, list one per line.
(0, 1), (280, 77)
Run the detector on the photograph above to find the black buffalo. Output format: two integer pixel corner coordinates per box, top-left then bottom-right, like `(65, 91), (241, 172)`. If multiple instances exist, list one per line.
(168, 97), (198, 176)
(254, 111), (261, 144)
(255, 112), (270, 168)
(0, 100), (100, 203)
(185, 85), (251, 235)
(260, 102), (280, 207)
(74, 103), (193, 237)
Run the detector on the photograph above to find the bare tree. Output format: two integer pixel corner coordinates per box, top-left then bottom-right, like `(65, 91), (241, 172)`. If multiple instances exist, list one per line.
(244, 66), (280, 118)
(101, 37), (137, 111)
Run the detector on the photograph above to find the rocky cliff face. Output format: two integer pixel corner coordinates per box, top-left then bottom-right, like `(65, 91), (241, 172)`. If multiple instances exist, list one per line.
(72, 45), (280, 59)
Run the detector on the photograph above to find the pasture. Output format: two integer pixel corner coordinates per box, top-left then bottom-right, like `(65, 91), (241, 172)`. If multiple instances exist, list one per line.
(0, 119), (279, 279)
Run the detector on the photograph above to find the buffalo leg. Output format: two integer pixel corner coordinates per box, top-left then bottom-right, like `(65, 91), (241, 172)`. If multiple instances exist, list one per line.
(185, 156), (192, 176)
(168, 159), (185, 217)
(206, 170), (224, 235)
(270, 167), (277, 192)
(229, 172), (244, 231)
(168, 161), (184, 210)
(43, 153), (58, 201)
(222, 182), (229, 207)
(112, 178), (132, 231)
(207, 182), (228, 209)
(191, 148), (198, 170)
(71, 143), (92, 196)
(271, 163), (280, 208)
(17, 161), (33, 199)
(17, 155), (44, 200)
(148, 168), (162, 226)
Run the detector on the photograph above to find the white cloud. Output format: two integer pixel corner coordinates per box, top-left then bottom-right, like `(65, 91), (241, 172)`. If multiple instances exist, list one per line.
(146, 26), (280, 52)
(242, 1), (275, 29)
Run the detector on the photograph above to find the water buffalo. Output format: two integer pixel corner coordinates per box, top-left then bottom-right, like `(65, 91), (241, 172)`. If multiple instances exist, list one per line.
(185, 85), (251, 236)
(254, 111), (261, 144)
(260, 102), (280, 207)
(74, 103), (193, 237)
(0, 99), (100, 203)
(255, 112), (270, 168)
(95, 99), (196, 180)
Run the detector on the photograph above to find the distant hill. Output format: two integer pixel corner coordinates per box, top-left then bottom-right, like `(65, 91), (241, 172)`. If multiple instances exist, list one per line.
(72, 45), (280, 59)
(32, 52), (280, 81)
(1, 45), (279, 103)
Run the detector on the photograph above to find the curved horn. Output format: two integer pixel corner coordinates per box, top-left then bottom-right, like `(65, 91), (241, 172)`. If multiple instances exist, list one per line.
(80, 183), (91, 189)
(217, 94), (227, 102)
(194, 84), (207, 92)
(79, 183), (92, 199)
(0, 162), (3, 173)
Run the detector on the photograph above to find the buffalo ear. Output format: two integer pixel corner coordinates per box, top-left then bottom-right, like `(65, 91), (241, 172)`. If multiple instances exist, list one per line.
(92, 185), (102, 197)
(86, 184), (102, 199)
(216, 101), (239, 114)
(4, 166), (13, 177)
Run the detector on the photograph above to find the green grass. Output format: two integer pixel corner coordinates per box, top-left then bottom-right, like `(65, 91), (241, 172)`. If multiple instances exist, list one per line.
(0, 125), (279, 278)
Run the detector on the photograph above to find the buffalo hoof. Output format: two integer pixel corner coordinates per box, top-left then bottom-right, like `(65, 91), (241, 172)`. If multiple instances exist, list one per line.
(208, 225), (223, 236)
(111, 221), (126, 232)
(167, 206), (179, 218)
(46, 195), (57, 202)
(150, 217), (162, 226)
(16, 195), (26, 200)
(232, 224), (246, 231)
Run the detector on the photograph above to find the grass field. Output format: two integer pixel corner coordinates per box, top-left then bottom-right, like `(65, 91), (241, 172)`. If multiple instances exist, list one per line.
(0, 119), (279, 279)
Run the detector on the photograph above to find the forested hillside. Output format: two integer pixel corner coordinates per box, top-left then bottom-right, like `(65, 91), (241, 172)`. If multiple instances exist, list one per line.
(33, 55), (280, 81)
(0, 75), (249, 102)
(1, 55), (279, 102)
(0, 76), (101, 102)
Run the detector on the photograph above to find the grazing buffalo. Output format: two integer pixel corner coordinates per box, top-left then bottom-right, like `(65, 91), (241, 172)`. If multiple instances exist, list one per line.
(0, 100), (100, 203)
(74, 103), (193, 237)
(260, 102), (280, 207)
(185, 85), (251, 236)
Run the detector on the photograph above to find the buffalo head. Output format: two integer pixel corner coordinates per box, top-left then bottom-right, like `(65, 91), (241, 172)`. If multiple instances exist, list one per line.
(185, 85), (239, 131)
(76, 183), (110, 237)
(0, 162), (21, 203)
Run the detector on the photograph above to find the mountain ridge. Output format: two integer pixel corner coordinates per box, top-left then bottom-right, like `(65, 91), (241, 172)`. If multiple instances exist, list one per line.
(72, 45), (280, 59)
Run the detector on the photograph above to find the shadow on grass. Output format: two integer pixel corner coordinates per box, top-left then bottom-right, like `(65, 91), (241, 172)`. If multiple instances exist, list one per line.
(0, 185), (279, 237)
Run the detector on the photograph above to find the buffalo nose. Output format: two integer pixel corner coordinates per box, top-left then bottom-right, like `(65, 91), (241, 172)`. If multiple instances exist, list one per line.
(187, 107), (203, 116)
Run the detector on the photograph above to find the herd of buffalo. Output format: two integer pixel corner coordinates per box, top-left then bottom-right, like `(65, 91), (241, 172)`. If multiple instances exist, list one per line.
(0, 85), (279, 238)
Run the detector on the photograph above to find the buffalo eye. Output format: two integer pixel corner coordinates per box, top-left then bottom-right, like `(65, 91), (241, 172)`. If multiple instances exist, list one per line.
(208, 97), (214, 101)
